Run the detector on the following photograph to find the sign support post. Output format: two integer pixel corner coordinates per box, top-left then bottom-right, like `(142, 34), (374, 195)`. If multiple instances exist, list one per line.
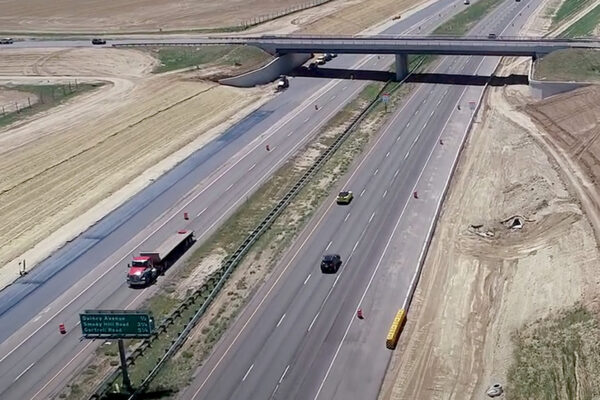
(118, 339), (133, 392)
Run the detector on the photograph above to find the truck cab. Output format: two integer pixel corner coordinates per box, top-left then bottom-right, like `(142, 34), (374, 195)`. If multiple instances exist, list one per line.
(127, 256), (158, 287)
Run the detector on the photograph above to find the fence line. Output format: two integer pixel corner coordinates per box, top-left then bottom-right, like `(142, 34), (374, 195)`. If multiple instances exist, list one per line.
(239, 0), (333, 28)
(0, 81), (80, 118)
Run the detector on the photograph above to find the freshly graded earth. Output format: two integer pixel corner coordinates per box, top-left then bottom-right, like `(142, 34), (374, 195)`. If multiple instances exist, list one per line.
(380, 59), (600, 400)
(0, 0), (319, 33)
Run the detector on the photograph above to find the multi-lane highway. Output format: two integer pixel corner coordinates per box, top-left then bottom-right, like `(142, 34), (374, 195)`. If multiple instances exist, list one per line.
(181, 1), (543, 400)
(0, 1), (479, 399)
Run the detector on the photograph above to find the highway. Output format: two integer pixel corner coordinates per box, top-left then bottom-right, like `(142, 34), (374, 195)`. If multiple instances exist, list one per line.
(0, 0), (473, 398)
(181, 0), (544, 400)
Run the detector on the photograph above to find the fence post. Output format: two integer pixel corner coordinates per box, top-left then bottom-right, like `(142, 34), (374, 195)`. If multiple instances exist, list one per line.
(15, 102), (19, 113)
(28, 97), (31, 108)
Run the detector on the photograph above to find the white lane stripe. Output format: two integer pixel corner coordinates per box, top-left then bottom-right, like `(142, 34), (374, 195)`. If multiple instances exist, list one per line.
(368, 212), (375, 224)
(13, 362), (35, 382)
(373, 169), (379, 176)
(197, 207), (207, 217)
(385, 151), (390, 158)
(279, 365), (290, 384)
(325, 241), (332, 251)
(276, 313), (286, 328)
(248, 163), (256, 171)
(242, 364), (254, 381)
(287, 131), (293, 137)
(225, 183), (234, 192)
(308, 312), (320, 332)
(394, 169), (400, 178)
(344, 213), (350, 222)
(303, 274), (311, 285)
(332, 274), (341, 288)
(382, 190), (387, 198)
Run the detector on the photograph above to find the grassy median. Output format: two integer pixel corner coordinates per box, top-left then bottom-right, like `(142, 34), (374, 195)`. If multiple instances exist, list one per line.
(151, 45), (272, 73)
(0, 82), (102, 129)
(432, 0), (504, 36)
(560, 3), (600, 37)
(552, 0), (596, 28)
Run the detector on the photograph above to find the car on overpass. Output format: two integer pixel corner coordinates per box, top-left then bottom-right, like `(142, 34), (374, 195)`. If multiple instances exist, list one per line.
(336, 191), (354, 205)
(321, 254), (342, 273)
(91, 38), (107, 45)
(0, 38), (13, 44)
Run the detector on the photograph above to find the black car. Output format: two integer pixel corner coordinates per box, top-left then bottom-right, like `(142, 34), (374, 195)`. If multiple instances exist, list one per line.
(91, 38), (107, 45)
(321, 254), (342, 273)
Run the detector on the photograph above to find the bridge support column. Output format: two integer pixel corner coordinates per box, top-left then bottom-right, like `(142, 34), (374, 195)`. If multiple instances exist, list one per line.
(395, 54), (408, 81)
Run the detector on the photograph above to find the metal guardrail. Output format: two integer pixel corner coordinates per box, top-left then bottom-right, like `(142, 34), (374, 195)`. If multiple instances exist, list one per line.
(89, 75), (404, 400)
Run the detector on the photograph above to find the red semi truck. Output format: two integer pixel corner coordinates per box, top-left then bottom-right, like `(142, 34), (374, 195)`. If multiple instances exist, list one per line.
(127, 230), (194, 287)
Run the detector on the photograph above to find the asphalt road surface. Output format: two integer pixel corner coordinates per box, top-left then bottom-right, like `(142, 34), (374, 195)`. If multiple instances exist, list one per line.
(181, 1), (544, 400)
(0, 1), (474, 398)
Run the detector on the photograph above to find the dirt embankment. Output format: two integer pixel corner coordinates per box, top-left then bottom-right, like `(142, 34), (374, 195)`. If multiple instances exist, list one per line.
(0, 47), (272, 288)
(380, 58), (600, 400)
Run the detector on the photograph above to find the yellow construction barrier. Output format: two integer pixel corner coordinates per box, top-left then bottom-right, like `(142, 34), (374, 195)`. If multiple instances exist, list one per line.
(385, 308), (406, 350)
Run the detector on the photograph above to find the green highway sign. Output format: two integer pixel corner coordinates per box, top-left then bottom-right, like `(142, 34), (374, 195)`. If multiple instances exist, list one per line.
(80, 310), (155, 339)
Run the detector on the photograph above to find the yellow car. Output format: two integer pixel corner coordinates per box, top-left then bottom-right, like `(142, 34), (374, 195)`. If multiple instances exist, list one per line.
(336, 191), (354, 205)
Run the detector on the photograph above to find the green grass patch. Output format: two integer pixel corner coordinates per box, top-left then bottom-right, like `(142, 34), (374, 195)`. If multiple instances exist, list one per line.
(433, 0), (504, 36)
(560, 3), (600, 37)
(552, 0), (595, 28)
(0, 83), (102, 129)
(507, 304), (600, 399)
(151, 45), (272, 73)
(534, 48), (600, 82)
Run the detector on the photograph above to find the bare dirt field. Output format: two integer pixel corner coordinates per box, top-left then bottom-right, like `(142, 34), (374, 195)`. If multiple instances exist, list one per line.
(380, 57), (600, 400)
(297, 0), (418, 34)
(0, 47), (272, 288)
(0, 0), (323, 33)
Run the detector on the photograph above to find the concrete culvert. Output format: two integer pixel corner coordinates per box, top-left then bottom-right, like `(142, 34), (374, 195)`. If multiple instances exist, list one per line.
(502, 215), (527, 230)
(486, 383), (504, 397)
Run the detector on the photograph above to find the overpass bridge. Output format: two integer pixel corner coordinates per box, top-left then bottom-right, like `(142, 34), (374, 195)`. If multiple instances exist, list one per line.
(115, 35), (600, 80)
